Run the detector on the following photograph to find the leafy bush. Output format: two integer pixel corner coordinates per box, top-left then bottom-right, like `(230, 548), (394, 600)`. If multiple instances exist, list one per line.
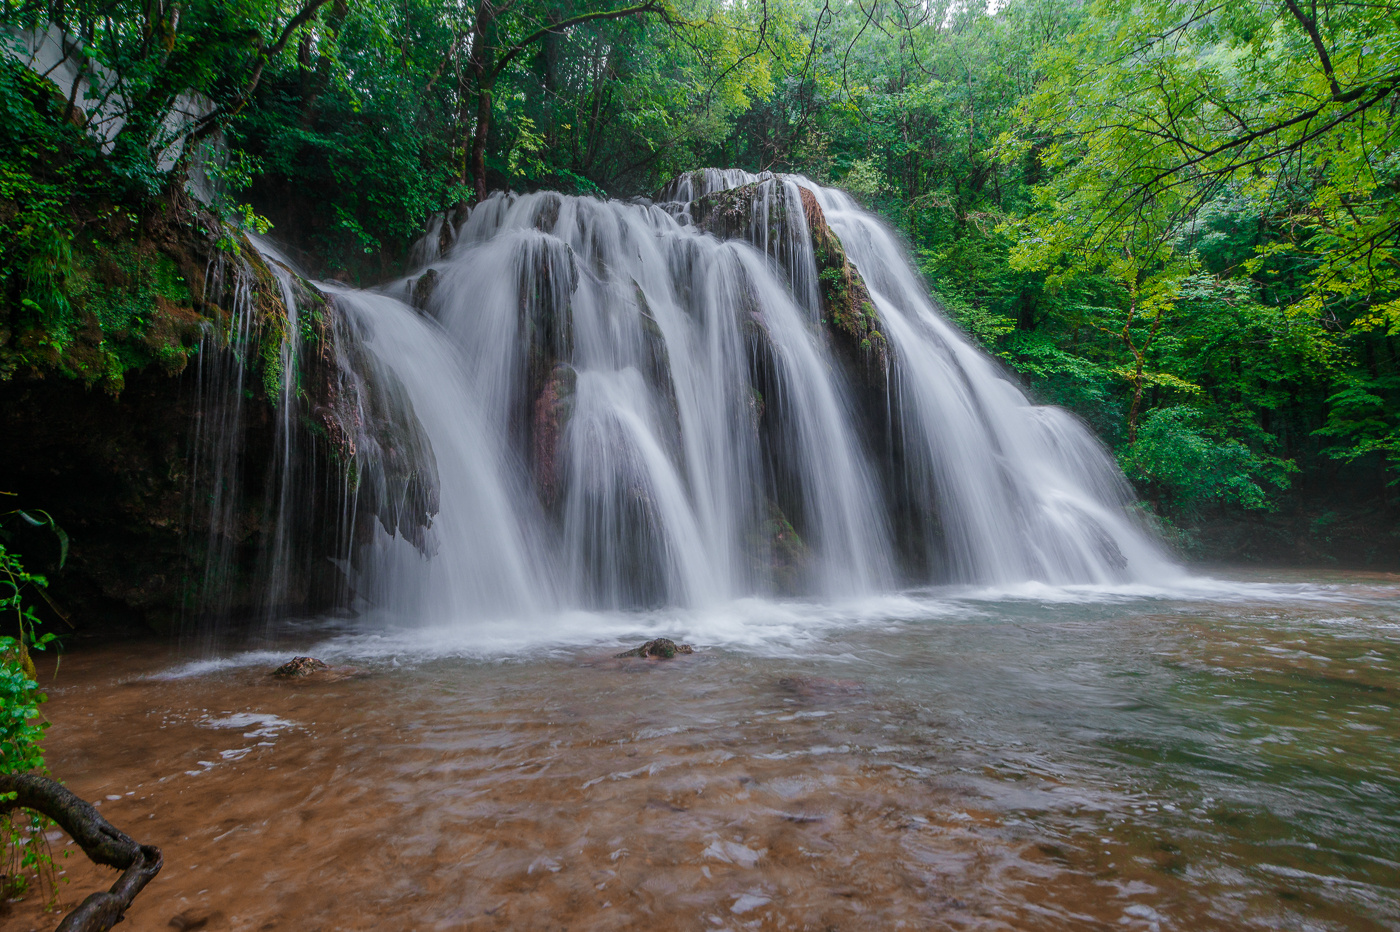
(1118, 407), (1297, 513)
(1, 541), (56, 901)
(0, 634), (46, 778)
(1316, 374), (1400, 483)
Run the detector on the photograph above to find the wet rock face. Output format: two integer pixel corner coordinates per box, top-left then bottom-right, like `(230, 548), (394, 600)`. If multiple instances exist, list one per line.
(0, 353), (353, 635)
(0, 371), (201, 634)
(322, 306), (441, 554)
(0, 193), (380, 636)
(410, 268), (439, 312)
(797, 186), (888, 379)
(766, 503), (809, 595)
(533, 364), (577, 510)
(688, 183), (767, 241)
(681, 180), (889, 396)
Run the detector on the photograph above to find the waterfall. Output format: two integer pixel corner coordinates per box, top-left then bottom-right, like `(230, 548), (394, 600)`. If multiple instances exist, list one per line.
(256, 170), (1174, 626)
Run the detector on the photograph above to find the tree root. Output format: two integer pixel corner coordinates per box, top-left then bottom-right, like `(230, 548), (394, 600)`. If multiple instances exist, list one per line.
(1, 772), (162, 932)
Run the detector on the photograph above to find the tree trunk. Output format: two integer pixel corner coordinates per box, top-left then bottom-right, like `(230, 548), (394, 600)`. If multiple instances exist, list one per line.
(466, 0), (498, 206)
(470, 80), (492, 204)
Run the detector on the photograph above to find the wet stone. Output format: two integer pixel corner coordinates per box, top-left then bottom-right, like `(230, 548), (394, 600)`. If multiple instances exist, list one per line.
(411, 268), (439, 311)
(271, 656), (331, 677)
(169, 909), (221, 930)
(615, 638), (694, 660)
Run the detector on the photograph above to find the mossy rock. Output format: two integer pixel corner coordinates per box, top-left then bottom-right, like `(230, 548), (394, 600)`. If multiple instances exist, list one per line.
(616, 638), (695, 659)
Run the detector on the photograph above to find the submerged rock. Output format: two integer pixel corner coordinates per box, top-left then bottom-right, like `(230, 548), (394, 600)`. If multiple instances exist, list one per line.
(271, 656), (330, 677)
(616, 638), (694, 659)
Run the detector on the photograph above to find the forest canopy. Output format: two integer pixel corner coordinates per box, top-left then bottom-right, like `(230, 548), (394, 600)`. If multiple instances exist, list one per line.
(3, 0), (1399, 550)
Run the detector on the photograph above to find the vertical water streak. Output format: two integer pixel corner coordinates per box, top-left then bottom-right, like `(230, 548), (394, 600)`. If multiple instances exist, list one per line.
(329, 289), (548, 622)
(248, 237), (302, 626)
(185, 250), (257, 638)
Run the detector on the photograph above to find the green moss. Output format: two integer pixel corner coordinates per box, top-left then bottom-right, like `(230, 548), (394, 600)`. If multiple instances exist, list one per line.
(16, 234), (204, 391)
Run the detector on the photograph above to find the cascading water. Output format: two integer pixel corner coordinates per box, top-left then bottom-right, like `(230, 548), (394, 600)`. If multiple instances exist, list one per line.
(298, 169), (1176, 625)
(800, 178), (1168, 585)
(248, 235), (304, 626)
(187, 248), (258, 629)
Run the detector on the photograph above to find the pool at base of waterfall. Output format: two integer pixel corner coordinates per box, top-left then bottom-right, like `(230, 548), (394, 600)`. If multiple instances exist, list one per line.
(6, 570), (1398, 932)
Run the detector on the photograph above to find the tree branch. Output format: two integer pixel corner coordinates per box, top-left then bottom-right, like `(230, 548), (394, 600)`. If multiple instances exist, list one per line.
(1281, 0), (1342, 97)
(1, 773), (162, 932)
(492, 1), (666, 79)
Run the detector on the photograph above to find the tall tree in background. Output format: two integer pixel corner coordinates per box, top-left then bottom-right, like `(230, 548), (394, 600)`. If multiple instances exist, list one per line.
(461, 0), (671, 204)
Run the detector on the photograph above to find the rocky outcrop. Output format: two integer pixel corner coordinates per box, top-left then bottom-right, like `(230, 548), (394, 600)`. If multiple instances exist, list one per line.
(0, 187), (424, 634)
(684, 180), (889, 396)
(797, 186), (888, 385)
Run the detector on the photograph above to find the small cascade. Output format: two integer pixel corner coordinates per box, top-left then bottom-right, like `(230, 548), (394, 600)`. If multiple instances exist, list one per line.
(656, 169), (1174, 586)
(802, 179), (1168, 584)
(186, 248), (259, 632)
(247, 236), (303, 626)
(183, 236), (368, 638)
(326, 288), (544, 621)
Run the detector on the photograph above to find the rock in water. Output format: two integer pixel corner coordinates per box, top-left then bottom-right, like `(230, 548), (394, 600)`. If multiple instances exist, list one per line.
(616, 638), (694, 659)
(272, 656), (330, 677)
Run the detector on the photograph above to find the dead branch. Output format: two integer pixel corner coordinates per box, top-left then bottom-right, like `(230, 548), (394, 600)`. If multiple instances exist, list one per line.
(1, 773), (162, 932)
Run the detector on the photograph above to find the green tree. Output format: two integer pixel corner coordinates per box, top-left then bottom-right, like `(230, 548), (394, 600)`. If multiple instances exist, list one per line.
(1007, 0), (1400, 486)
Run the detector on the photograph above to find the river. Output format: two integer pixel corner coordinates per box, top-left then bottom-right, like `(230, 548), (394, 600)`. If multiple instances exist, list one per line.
(5, 569), (1398, 931)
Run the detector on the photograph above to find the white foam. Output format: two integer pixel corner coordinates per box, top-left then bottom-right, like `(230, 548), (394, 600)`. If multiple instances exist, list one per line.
(199, 712), (298, 738)
(144, 651), (290, 680)
(145, 574), (1398, 677)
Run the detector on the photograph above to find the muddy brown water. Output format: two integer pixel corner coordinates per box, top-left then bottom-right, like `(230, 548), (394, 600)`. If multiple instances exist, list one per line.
(4, 572), (1399, 931)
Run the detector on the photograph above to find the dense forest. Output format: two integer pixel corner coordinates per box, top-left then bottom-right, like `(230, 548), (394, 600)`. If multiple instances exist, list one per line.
(3, 0), (1399, 561)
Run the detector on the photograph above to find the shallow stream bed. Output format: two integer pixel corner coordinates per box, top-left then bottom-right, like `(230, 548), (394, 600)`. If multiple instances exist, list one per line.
(5, 571), (1399, 931)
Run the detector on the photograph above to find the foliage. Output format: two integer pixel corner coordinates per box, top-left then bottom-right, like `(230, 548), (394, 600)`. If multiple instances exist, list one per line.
(4, 0), (1399, 541)
(0, 634), (47, 777)
(0, 501), (63, 679)
(228, 0), (786, 269)
(1119, 407), (1297, 512)
(0, 542), (56, 901)
(999, 0), (1400, 502)
(0, 54), (208, 389)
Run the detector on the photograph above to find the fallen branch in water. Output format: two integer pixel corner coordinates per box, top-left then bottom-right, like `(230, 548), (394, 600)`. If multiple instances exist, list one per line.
(1, 773), (162, 932)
